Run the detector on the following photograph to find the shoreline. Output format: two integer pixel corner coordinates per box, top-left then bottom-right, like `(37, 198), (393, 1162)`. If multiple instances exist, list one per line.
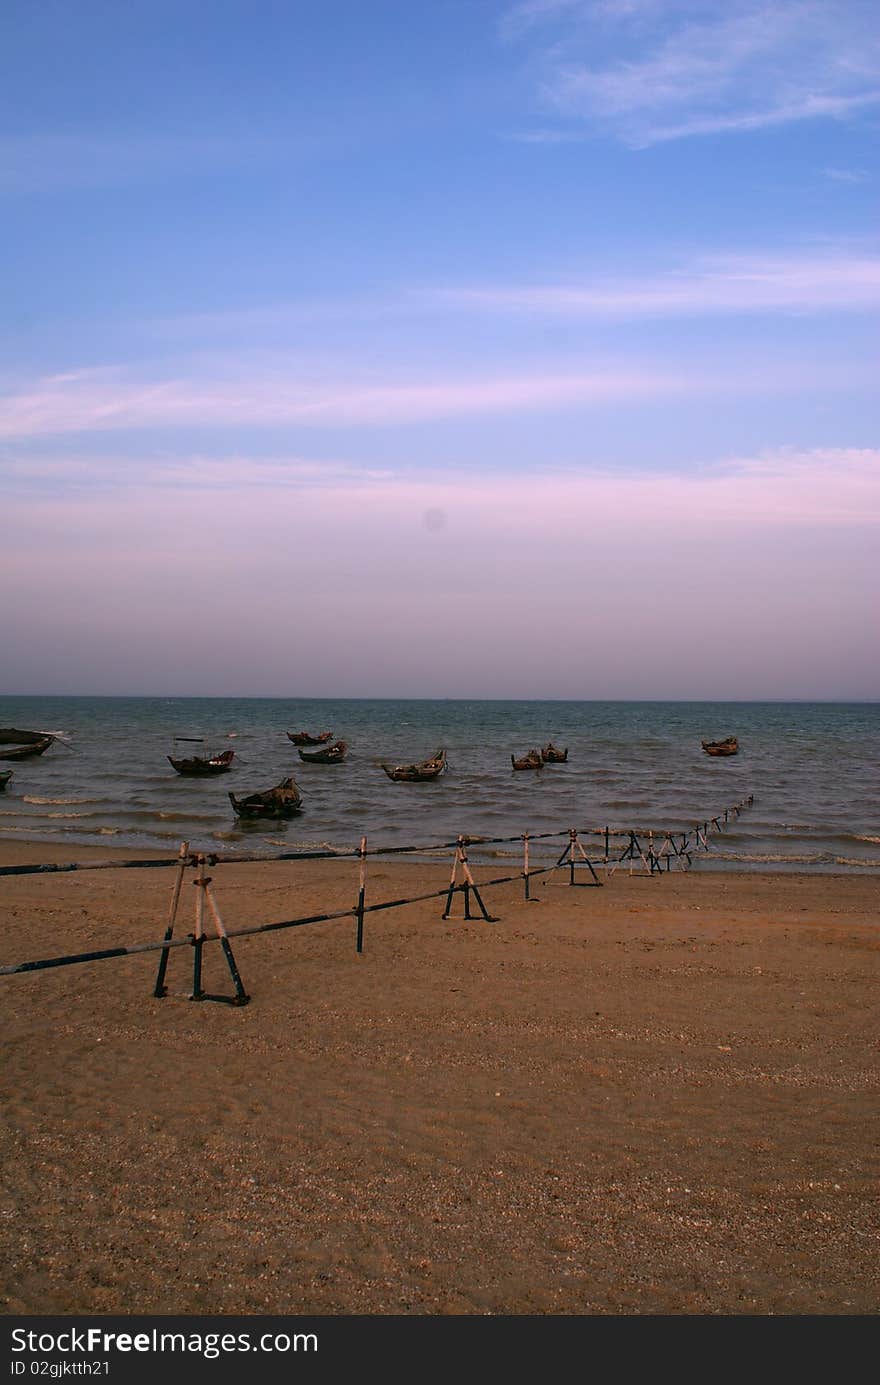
(1, 841), (877, 1315)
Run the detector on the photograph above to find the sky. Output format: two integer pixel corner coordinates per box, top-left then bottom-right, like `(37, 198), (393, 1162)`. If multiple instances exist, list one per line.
(2, 0), (878, 700)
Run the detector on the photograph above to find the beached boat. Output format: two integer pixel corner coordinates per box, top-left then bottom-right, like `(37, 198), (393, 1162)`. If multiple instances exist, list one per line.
(0, 728), (56, 760)
(0, 770), (13, 790)
(229, 776), (303, 819)
(511, 749), (543, 770)
(540, 742), (568, 763)
(702, 736), (739, 757)
(297, 740), (347, 764)
(168, 748), (235, 776)
(381, 748), (446, 782)
(287, 730), (333, 746)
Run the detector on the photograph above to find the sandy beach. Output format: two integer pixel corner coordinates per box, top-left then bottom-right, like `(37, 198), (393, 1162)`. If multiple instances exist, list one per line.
(1, 838), (877, 1317)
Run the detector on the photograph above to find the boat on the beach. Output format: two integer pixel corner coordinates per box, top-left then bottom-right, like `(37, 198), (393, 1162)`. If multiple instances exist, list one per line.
(381, 748), (446, 782)
(229, 776), (303, 819)
(511, 749), (543, 770)
(168, 747), (235, 776)
(0, 728), (57, 760)
(287, 729), (333, 746)
(0, 770), (13, 790)
(540, 742), (568, 763)
(702, 736), (739, 757)
(298, 740), (348, 764)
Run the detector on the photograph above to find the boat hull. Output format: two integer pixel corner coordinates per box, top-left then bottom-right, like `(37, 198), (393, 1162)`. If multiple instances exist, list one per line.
(381, 749), (446, 781)
(512, 750), (543, 770)
(0, 736), (55, 760)
(229, 799), (303, 818)
(298, 741), (347, 764)
(229, 778), (302, 818)
(702, 738), (739, 757)
(168, 750), (235, 775)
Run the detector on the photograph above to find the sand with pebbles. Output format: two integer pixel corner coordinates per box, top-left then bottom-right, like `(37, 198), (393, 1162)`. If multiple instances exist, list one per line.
(1, 840), (877, 1316)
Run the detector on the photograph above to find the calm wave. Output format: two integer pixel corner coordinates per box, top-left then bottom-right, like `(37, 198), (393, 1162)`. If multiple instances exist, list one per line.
(0, 697), (877, 871)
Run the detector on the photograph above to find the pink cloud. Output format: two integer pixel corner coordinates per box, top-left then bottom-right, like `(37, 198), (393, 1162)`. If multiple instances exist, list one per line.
(441, 252), (880, 318)
(0, 365), (692, 439)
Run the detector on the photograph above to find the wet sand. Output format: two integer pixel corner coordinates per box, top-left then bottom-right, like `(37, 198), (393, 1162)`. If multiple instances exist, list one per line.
(1, 839), (877, 1316)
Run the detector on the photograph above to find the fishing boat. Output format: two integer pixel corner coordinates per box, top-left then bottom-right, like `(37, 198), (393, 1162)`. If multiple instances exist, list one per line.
(0, 770), (12, 790)
(0, 728), (56, 760)
(229, 776), (303, 819)
(381, 748), (446, 782)
(511, 748), (543, 770)
(297, 740), (347, 764)
(701, 736), (739, 757)
(287, 730), (333, 746)
(168, 748), (235, 776)
(540, 742), (568, 763)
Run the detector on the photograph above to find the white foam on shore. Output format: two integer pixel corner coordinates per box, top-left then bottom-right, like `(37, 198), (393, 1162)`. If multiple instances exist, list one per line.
(24, 795), (91, 806)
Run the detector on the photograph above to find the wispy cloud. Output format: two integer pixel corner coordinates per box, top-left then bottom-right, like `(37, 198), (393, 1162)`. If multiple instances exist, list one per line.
(501, 0), (588, 39)
(823, 166), (872, 184)
(438, 249), (880, 318)
(0, 450), (395, 496)
(640, 91), (880, 144)
(505, 1), (880, 145)
(0, 363), (706, 440)
(1, 241), (875, 441)
(0, 132), (320, 193)
(5, 445), (879, 528)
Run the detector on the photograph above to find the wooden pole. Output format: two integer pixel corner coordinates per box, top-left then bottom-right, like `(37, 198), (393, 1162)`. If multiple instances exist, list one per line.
(442, 838), (461, 919)
(190, 855), (206, 1001)
(567, 829), (602, 886)
(356, 836), (367, 953)
(442, 838), (497, 922)
(203, 879), (249, 1006)
(523, 832), (530, 900)
(458, 840), (498, 922)
(153, 840), (188, 998)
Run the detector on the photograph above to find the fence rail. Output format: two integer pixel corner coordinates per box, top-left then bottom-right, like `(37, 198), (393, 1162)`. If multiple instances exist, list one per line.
(1, 795), (754, 1002)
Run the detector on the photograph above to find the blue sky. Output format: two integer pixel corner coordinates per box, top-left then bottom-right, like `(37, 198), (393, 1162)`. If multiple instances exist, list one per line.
(2, 0), (878, 698)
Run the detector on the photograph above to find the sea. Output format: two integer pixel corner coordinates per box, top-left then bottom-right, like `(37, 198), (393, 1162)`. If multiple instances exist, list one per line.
(0, 697), (877, 872)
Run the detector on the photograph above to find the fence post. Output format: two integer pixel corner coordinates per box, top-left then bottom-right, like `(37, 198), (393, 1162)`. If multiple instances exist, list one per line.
(356, 836), (367, 953)
(153, 840), (188, 998)
(190, 854), (206, 1001)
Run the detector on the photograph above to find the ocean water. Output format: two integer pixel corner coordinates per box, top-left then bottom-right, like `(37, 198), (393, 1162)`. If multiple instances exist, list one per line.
(0, 697), (877, 872)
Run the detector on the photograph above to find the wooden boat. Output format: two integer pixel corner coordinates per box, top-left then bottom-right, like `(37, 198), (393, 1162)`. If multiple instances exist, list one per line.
(229, 776), (303, 819)
(701, 736), (739, 757)
(0, 770), (12, 790)
(298, 739), (347, 764)
(287, 730), (333, 747)
(0, 727), (54, 745)
(0, 728), (56, 760)
(511, 748), (543, 770)
(168, 748), (235, 776)
(381, 748), (446, 782)
(540, 742), (568, 763)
